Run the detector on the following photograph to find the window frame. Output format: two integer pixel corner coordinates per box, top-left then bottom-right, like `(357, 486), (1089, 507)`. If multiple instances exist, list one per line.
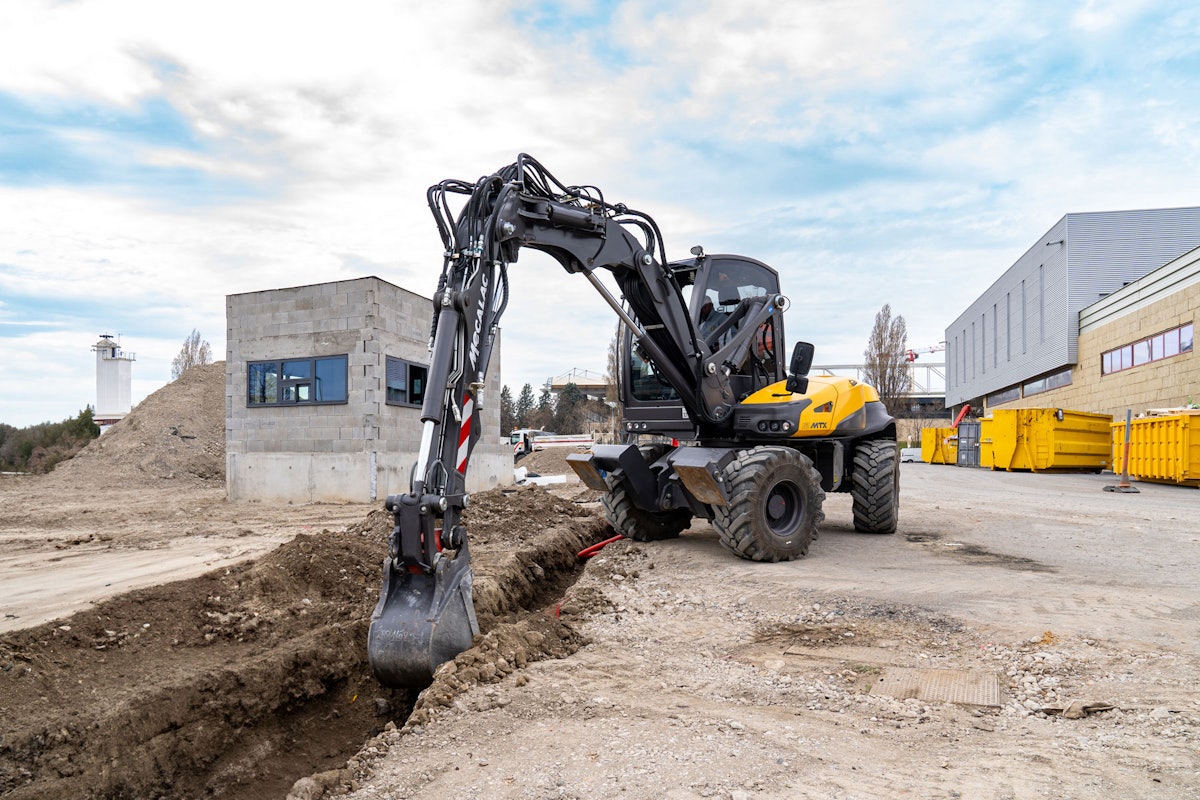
(385, 356), (429, 408)
(246, 355), (349, 407)
(1101, 322), (1194, 376)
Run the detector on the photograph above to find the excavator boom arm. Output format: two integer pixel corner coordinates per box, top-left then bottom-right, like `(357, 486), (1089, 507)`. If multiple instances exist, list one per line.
(367, 155), (784, 686)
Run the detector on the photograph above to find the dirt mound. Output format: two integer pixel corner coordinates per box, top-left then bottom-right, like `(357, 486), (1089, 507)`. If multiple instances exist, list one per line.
(53, 362), (226, 486)
(0, 485), (608, 800)
(514, 447), (581, 478)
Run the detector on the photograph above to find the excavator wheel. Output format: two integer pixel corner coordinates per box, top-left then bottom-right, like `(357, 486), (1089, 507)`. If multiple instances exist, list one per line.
(851, 439), (899, 534)
(601, 443), (692, 541)
(712, 446), (824, 562)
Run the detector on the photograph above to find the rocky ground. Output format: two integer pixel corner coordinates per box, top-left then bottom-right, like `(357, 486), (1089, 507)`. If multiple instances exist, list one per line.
(1, 364), (1198, 799)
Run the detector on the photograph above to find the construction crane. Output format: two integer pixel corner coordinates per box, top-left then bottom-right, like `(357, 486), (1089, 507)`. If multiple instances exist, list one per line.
(905, 343), (946, 362)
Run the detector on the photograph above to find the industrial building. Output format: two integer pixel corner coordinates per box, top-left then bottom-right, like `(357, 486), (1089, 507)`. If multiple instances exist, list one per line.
(945, 207), (1200, 418)
(225, 276), (508, 504)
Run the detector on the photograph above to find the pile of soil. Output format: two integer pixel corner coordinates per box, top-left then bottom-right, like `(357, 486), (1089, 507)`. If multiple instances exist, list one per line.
(0, 486), (608, 800)
(514, 447), (581, 478)
(56, 362), (226, 486)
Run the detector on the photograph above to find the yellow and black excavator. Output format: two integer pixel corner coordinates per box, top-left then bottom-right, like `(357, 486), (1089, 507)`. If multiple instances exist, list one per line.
(367, 155), (897, 686)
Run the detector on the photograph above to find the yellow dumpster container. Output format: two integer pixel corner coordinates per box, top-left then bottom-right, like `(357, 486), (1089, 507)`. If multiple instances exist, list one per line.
(980, 408), (1112, 472)
(920, 427), (958, 465)
(1111, 412), (1200, 487)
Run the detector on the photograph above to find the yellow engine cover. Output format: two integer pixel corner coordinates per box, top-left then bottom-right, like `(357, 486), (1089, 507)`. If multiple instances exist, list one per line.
(741, 375), (881, 438)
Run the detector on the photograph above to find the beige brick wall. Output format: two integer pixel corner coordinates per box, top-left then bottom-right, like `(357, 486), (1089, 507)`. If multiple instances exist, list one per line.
(991, 282), (1198, 418)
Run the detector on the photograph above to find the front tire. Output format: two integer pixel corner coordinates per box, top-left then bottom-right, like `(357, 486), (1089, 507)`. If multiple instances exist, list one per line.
(712, 447), (825, 562)
(601, 444), (692, 541)
(602, 480), (692, 541)
(851, 439), (899, 534)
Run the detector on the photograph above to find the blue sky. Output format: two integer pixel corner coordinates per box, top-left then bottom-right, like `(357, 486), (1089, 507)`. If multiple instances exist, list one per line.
(2, 0), (1199, 427)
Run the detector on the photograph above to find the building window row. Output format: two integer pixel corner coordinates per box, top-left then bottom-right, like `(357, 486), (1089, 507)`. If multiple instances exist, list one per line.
(987, 386), (1020, 405)
(1101, 323), (1193, 376)
(248, 355), (349, 406)
(385, 357), (428, 408)
(1023, 366), (1073, 397)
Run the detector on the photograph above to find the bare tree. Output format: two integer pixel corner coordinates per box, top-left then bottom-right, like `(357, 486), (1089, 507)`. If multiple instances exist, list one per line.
(863, 304), (912, 417)
(604, 323), (620, 403)
(171, 329), (213, 380)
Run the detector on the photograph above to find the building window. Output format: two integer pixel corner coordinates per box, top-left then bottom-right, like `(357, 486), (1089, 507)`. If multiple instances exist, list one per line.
(386, 356), (428, 407)
(1023, 366), (1073, 397)
(987, 385), (1020, 405)
(247, 355), (348, 406)
(1101, 323), (1193, 376)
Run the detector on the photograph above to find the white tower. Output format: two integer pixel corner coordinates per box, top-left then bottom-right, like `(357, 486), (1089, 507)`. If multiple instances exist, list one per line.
(93, 334), (135, 429)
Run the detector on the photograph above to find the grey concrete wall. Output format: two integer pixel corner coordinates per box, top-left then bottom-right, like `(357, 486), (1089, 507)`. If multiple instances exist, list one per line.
(226, 276), (509, 503)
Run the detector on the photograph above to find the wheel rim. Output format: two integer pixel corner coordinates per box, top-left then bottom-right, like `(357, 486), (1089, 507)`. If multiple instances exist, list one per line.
(764, 479), (802, 536)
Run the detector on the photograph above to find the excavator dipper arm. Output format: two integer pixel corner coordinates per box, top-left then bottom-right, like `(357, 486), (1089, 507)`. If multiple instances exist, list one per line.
(367, 155), (785, 686)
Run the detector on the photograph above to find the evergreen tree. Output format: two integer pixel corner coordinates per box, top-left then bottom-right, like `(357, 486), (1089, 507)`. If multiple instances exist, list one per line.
(516, 383), (535, 428)
(553, 382), (587, 432)
(500, 385), (516, 433)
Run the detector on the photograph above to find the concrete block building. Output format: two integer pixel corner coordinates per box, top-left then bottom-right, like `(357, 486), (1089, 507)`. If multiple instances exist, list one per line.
(946, 207), (1200, 418)
(226, 277), (508, 503)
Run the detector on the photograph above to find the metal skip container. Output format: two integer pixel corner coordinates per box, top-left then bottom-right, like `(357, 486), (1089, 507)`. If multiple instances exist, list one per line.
(1111, 411), (1200, 487)
(980, 408), (1112, 472)
(920, 426), (958, 465)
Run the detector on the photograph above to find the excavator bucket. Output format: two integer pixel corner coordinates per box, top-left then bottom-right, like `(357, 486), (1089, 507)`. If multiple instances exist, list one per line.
(367, 551), (478, 687)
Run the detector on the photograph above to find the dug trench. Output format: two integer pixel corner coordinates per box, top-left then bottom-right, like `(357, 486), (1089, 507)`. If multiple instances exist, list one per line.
(0, 485), (609, 800)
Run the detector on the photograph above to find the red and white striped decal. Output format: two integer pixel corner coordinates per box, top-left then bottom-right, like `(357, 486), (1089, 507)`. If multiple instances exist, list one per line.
(456, 393), (474, 474)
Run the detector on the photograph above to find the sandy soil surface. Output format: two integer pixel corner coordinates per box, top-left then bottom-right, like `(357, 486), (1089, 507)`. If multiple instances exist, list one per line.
(2, 364), (1198, 799)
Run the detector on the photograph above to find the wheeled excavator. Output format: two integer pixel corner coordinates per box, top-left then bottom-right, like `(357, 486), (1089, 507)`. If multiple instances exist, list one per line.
(367, 155), (898, 687)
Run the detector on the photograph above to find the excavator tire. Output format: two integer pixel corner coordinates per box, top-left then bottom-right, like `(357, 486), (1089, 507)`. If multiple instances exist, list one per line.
(712, 446), (824, 562)
(602, 479), (692, 541)
(601, 443), (692, 541)
(851, 439), (899, 534)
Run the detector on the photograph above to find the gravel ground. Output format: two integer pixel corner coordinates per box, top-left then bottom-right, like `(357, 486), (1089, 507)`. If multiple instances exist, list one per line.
(334, 464), (1200, 800)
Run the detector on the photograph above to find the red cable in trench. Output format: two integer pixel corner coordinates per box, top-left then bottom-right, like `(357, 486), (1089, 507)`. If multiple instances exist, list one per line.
(576, 535), (625, 559)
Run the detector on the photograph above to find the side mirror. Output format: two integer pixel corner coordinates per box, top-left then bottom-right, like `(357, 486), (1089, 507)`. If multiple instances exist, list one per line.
(789, 341), (815, 378)
(785, 341), (815, 395)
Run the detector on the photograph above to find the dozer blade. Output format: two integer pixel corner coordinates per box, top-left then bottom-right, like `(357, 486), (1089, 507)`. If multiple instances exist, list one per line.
(367, 553), (478, 687)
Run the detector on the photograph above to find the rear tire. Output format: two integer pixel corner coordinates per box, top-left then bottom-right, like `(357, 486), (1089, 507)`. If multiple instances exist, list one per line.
(712, 447), (825, 562)
(851, 439), (899, 534)
(601, 444), (692, 541)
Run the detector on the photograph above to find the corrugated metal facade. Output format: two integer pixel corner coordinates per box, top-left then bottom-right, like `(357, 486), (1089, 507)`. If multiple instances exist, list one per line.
(945, 207), (1200, 407)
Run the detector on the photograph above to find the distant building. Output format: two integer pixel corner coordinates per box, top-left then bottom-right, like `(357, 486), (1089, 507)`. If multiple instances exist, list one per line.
(548, 368), (609, 401)
(225, 276), (509, 504)
(92, 334), (135, 429)
(946, 207), (1200, 417)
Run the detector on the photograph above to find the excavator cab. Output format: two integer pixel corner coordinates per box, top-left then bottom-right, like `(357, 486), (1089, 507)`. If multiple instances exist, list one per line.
(621, 253), (785, 438)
